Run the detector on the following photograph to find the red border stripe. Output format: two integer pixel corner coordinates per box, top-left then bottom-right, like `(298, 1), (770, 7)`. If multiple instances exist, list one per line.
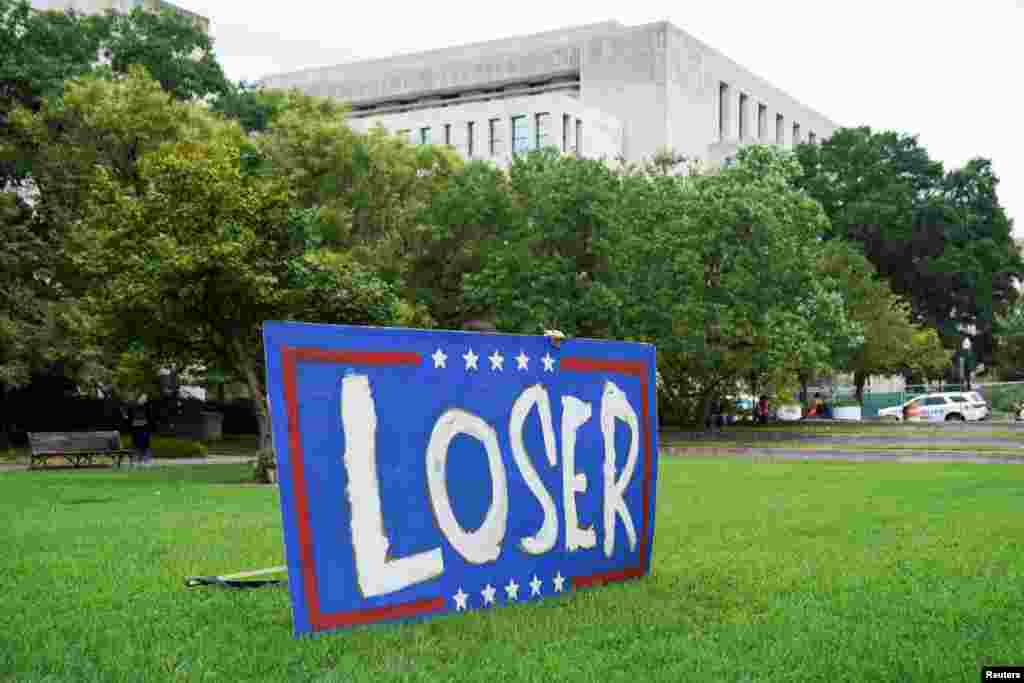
(572, 567), (645, 589)
(281, 345), (442, 631)
(294, 348), (421, 366)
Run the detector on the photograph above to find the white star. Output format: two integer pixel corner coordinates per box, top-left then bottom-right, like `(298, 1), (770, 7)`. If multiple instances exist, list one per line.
(431, 348), (448, 369)
(504, 578), (520, 601)
(553, 572), (566, 593)
(488, 350), (505, 371)
(541, 353), (556, 372)
(453, 587), (469, 611)
(481, 583), (496, 606)
(516, 351), (529, 370)
(529, 575), (543, 596)
(463, 349), (479, 371)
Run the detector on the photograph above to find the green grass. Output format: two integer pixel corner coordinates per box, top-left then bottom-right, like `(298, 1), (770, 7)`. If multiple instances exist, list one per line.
(3, 460), (1024, 682)
(664, 441), (1024, 455)
(719, 423), (1023, 439)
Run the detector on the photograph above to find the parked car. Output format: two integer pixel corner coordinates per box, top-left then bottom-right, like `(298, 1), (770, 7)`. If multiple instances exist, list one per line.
(877, 392), (989, 422)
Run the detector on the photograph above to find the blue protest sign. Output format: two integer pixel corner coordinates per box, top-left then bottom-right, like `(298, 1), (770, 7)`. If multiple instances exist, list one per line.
(262, 321), (659, 636)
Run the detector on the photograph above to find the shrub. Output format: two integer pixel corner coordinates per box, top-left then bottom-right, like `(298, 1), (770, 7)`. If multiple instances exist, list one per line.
(987, 385), (1024, 414)
(121, 434), (208, 458)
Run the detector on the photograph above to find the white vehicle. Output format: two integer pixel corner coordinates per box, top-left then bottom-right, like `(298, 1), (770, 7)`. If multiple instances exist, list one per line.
(775, 404), (803, 422)
(877, 392), (989, 422)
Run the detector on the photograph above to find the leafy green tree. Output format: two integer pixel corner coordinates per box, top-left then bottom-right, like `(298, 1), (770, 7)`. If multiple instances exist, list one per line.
(818, 239), (950, 399)
(994, 301), (1024, 379)
(0, 0), (229, 187)
(211, 81), (289, 133)
(795, 127), (1022, 365)
(619, 146), (861, 424)
(0, 0), (104, 185)
(9, 66), (227, 233)
(0, 191), (45, 388)
(462, 146), (859, 425)
(100, 4), (228, 101)
(463, 150), (624, 337)
(73, 130), (403, 481)
(256, 104), (462, 252)
(409, 160), (516, 328)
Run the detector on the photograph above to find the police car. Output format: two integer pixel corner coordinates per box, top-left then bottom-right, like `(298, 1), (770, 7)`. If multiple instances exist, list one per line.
(877, 392), (990, 422)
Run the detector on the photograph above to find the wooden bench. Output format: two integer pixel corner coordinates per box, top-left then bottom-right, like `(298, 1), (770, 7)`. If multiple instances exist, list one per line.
(27, 431), (135, 469)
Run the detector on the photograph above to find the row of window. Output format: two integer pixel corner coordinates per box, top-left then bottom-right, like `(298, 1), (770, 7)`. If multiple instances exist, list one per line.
(719, 82), (817, 145)
(397, 113), (582, 157)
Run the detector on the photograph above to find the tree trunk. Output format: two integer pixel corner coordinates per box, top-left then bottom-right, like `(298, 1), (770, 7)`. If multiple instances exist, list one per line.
(854, 370), (867, 403)
(235, 340), (275, 484)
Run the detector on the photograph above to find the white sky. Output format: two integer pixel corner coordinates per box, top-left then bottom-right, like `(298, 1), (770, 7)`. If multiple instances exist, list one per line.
(181, 0), (1022, 233)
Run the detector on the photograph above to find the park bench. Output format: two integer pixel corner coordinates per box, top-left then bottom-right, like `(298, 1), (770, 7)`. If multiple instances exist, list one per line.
(27, 431), (134, 469)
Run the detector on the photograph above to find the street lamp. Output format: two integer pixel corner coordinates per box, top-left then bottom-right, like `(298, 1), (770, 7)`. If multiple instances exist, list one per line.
(961, 337), (972, 389)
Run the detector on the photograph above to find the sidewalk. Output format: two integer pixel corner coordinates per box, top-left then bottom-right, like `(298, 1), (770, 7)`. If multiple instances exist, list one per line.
(0, 455), (253, 473)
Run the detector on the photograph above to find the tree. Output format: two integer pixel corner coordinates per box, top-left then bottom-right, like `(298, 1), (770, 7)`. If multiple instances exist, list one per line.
(408, 160), (516, 328)
(0, 0), (229, 187)
(818, 239), (950, 400)
(0, 0), (104, 186)
(0, 191), (45, 388)
(211, 81), (290, 133)
(255, 104), (462, 251)
(994, 301), (1024, 380)
(795, 127), (1022, 365)
(73, 128), (404, 481)
(618, 146), (861, 424)
(463, 149), (624, 338)
(100, 4), (229, 102)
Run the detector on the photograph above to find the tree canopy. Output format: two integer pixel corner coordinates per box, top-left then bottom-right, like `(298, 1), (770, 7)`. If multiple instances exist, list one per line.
(795, 127), (1021, 366)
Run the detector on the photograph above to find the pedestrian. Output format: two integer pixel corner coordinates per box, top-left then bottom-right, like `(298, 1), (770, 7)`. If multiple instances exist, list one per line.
(756, 395), (770, 424)
(131, 397), (153, 468)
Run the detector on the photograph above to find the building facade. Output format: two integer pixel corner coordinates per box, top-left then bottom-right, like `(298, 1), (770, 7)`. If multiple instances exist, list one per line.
(260, 20), (838, 167)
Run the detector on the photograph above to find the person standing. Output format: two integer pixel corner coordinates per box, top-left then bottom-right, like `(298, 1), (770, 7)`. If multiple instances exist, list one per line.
(131, 398), (153, 467)
(756, 395), (770, 424)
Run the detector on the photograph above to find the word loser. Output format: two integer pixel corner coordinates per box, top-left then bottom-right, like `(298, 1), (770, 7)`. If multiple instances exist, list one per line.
(343, 374), (641, 598)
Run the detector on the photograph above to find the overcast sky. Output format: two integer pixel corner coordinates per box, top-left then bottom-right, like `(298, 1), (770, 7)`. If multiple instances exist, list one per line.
(179, 0), (1021, 232)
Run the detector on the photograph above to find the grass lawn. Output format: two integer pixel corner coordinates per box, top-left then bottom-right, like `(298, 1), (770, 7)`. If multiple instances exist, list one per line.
(707, 423), (1024, 440)
(664, 441), (1024, 456)
(3, 460), (1023, 682)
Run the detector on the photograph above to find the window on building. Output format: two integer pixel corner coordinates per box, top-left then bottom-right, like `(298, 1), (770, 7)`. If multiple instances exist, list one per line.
(775, 115), (784, 144)
(792, 123), (801, 145)
(444, 124), (452, 147)
(489, 118), (503, 156)
(718, 82), (730, 140)
(535, 112), (551, 150)
(562, 114), (571, 152)
(419, 127), (431, 145)
(511, 115), (529, 155)
(575, 119), (582, 155)
(738, 93), (748, 140)
(808, 131), (817, 145)
(757, 104), (767, 141)
(467, 121), (475, 157)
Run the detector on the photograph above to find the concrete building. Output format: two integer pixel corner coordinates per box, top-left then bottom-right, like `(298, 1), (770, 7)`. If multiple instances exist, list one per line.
(260, 20), (839, 167)
(29, 0), (209, 33)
